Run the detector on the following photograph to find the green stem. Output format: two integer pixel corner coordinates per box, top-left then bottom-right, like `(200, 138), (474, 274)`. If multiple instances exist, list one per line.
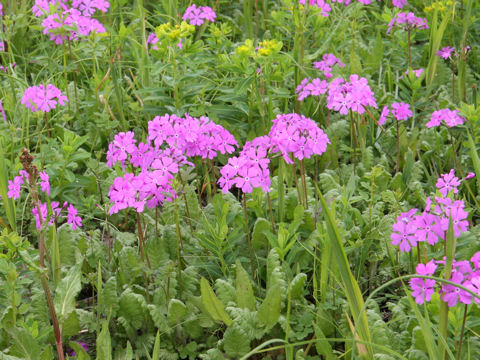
(174, 198), (184, 299)
(243, 194), (255, 278)
(456, 304), (468, 360)
(278, 160), (285, 222)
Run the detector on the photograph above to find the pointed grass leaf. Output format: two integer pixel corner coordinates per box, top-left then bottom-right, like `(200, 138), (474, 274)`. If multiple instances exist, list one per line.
(316, 186), (373, 359)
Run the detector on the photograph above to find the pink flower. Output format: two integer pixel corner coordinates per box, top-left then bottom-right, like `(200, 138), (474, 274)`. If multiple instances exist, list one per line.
(426, 109), (465, 128)
(67, 204), (82, 230)
(106, 131), (137, 168)
(147, 33), (159, 50)
(437, 46), (455, 59)
(405, 68), (423, 78)
(32, 202), (48, 229)
(0, 100), (6, 123)
(299, 0), (331, 16)
(441, 271), (471, 307)
(414, 212), (442, 245)
(391, 102), (413, 121)
(182, 4), (216, 26)
(387, 12), (428, 33)
(39, 171), (50, 196)
(21, 84), (68, 113)
(409, 260), (437, 304)
(326, 75), (377, 115)
(436, 169), (460, 197)
(392, 0), (407, 8)
(378, 105), (389, 126)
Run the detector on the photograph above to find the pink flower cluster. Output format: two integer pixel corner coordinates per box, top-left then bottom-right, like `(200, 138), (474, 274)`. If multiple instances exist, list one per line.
(32, 0), (109, 44)
(299, 0), (331, 17)
(392, 0), (407, 8)
(404, 68), (423, 78)
(0, 100), (6, 123)
(326, 75), (377, 115)
(378, 102), (413, 125)
(410, 254), (480, 307)
(296, 78), (328, 101)
(21, 84), (68, 113)
(107, 114), (237, 214)
(391, 169), (469, 252)
(7, 169), (82, 230)
(313, 53), (345, 79)
(426, 109), (465, 128)
(147, 33), (159, 50)
(182, 4), (216, 26)
(330, 0), (374, 5)
(387, 12), (428, 33)
(218, 113), (330, 194)
(437, 46), (455, 59)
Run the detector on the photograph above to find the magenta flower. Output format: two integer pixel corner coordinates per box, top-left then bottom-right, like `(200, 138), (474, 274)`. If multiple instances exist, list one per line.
(147, 33), (159, 50)
(21, 84), (68, 113)
(392, 0), (408, 8)
(466, 276), (480, 304)
(182, 4), (216, 26)
(387, 12), (428, 33)
(326, 75), (377, 115)
(426, 109), (465, 128)
(8, 176), (24, 200)
(409, 260), (437, 305)
(441, 271), (471, 307)
(313, 53), (345, 78)
(378, 105), (389, 126)
(106, 131), (137, 168)
(391, 218), (417, 252)
(391, 102), (413, 121)
(32, 202), (48, 230)
(405, 68), (423, 78)
(437, 46), (455, 59)
(299, 0), (331, 17)
(39, 171), (50, 196)
(436, 169), (461, 197)
(296, 78), (328, 101)
(67, 204), (82, 230)
(414, 212), (442, 245)
(471, 252), (480, 270)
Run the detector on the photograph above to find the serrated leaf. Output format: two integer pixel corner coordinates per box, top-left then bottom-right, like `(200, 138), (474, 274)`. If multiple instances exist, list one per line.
(235, 261), (255, 311)
(200, 277), (232, 326)
(152, 330), (161, 360)
(223, 326), (250, 358)
(168, 299), (187, 325)
(96, 320), (112, 360)
(54, 264), (82, 322)
(257, 286), (281, 329)
(6, 327), (41, 360)
(290, 273), (307, 300)
(252, 218), (270, 248)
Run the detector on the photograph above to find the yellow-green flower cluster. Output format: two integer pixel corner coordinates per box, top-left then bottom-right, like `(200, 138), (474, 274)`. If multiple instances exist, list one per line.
(235, 39), (283, 59)
(424, 0), (456, 12)
(155, 22), (195, 43)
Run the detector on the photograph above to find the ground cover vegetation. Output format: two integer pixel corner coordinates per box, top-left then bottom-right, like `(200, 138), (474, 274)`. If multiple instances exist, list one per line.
(0, 0), (480, 358)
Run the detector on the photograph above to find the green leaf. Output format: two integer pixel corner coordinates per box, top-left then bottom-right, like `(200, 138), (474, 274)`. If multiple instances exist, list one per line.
(235, 261), (255, 311)
(54, 264), (82, 321)
(125, 342), (134, 360)
(316, 187), (373, 359)
(200, 277), (232, 326)
(223, 326), (251, 358)
(96, 320), (112, 360)
(167, 299), (187, 325)
(257, 287), (281, 329)
(0, 138), (16, 231)
(290, 273), (307, 300)
(6, 327), (41, 360)
(252, 218), (270, 248)
(152, 330), (161, 360)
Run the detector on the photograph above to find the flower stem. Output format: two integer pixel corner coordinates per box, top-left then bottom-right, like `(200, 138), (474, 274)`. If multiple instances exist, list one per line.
(278, 159), (285, 222)
(267, 192), (275, 233)
(174, 198), (184, 299)
(243, 194), (255, 278)
(407, 29), (412, 69)
(456, 304), (468, 360)
(136, 213), (152, 303)
(396, 119), (400, 173)
(300, 159), (308, 209)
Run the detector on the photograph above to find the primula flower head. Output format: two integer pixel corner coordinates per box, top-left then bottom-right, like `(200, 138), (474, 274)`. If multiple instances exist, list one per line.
(426, 109), (465, 128)
(436, 169), (460, 197)
(21, 84), (68, 113)
(391, 102), (413, 121)
(437, 46), (455, 59)
(387, 12), (428, 33)
(299, 0), (331, 17)
(182, 4), (216, 26)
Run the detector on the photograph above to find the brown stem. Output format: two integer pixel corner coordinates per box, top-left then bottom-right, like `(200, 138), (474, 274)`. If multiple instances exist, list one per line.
(452, 60), (456, 104)
(396, 119), (400, 173)
(44, 112), (50, 138)
(136, 213), (152, 303)
(407, 29), (412, 69)
(267, 192), (275, 234)
(292, 159), (302, 206)
(178, 173), (194, 234)
(300, 159), (308, 209)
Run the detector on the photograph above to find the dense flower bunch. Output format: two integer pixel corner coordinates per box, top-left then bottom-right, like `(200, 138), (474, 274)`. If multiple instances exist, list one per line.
(378, 102), (413, 125)
(387, 12), (428, 33)
(426, 109), (465, 128)
(107, 113), (237, 214)
(218, 113), (330, 194)
(32, 0), (109, 44)
(21, 84), (68, 113)
(313, 53), (345, 79)
(296, 78), (328, 101)
(391, 169), (468, 252)
(299, 0), (331, 17)
(326, 75), (377, 115)
(8, 169), (82, 230)
(390, 170), (480, 306)
(392, 0), (408, 8)
(182, 4), (216, 26)
(330, 0), (374, 5)
(219, 136), (271, 194)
